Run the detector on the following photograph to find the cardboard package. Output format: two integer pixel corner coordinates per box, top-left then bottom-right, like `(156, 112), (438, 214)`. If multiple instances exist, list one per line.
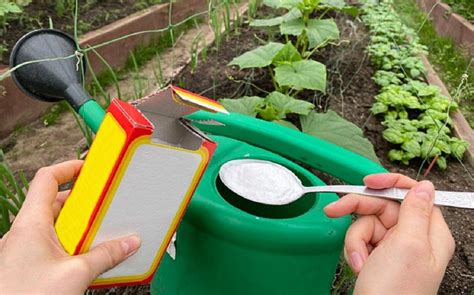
(55, 86), (227, 287)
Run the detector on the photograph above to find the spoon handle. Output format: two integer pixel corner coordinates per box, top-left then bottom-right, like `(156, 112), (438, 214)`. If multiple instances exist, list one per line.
(303, 185), (474, 209)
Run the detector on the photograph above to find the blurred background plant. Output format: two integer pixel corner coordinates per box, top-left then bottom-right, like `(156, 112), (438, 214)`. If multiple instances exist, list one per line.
(0, 149), (28, 236)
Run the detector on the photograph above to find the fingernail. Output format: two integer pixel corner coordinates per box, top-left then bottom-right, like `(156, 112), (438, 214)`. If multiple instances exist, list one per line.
(350, 252), (363, 272)
(415, 181), (434, 202)
(122, 235), (141, 255)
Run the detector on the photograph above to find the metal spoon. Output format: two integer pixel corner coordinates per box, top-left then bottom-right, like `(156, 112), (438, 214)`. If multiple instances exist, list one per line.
(219, 159), (474, 209)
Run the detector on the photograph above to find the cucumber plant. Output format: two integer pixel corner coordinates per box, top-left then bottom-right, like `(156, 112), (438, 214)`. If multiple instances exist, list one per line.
(220, 1), (379, 163)
(229, 0), (353, 95)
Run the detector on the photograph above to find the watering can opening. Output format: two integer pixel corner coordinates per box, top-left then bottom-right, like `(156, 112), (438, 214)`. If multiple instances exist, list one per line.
(216, 159), (316, 219)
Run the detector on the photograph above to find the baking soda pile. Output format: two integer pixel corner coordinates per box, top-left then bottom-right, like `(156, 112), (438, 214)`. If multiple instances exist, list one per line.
(219, 159), (304, 205)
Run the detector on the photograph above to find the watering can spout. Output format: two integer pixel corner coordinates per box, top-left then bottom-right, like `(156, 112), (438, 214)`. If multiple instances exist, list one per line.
(10, 29), (105, 133)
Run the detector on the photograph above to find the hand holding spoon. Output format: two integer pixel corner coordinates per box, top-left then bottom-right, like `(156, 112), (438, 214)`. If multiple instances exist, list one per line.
(219, 159), (474, 209)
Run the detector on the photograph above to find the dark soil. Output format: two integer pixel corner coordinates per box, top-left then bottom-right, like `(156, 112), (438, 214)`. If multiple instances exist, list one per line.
(0, 0), (163, 65)
(175, 11), (474, 295)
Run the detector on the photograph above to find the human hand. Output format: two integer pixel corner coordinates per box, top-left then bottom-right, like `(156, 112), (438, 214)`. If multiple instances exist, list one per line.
(0, 160), (141, 294)
(324, 173), (455, 294)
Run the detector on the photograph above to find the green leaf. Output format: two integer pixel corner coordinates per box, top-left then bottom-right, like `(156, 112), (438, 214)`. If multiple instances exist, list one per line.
(401, 140), (421, 157)
(0, 2), (22, 14)
(300, 111), (380, 163)
(371, 102), (388, 115)
(219, 96), (265, 117)
(320, 0), (346, 8)
(383, 128), (404, 144)
(435, 140), (451, 154)
(280, 19), (340, 49)
(274, 120), (299, 130)
(436, 156), (447, 170)
(274, 60), (326, 92)
(250, 8), (302, 27)
(388, 149), (404, 162)
(263, 0), (300, 9)
(450, 139), (469, 159)
(258, 104), (282, 121)
(229, 42), (284, 69)
(266, 91), (314, 116)
(340, 6), (360, 17)
(262, 0), (281, 8)
(272, 42), (302, 65)
(421, 141), (441, 158)
(305, 19), (340, 48)
(279, 18), (305, 36)
(16, 0), (32, 6)
(398, 110), (408, 119)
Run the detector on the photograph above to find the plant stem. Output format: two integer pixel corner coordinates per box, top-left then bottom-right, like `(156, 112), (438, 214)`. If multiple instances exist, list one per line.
(268, 67), (279, 91)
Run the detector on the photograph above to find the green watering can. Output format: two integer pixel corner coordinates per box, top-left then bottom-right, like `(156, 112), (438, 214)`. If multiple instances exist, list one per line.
(151, 111), (386, 294)
(9, 29), (386, 295)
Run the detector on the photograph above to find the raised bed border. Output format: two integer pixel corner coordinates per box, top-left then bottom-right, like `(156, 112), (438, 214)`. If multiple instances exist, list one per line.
(416, 0), (473, 55)
(420, 55), (474, 166)
(0, 0), (208, 139)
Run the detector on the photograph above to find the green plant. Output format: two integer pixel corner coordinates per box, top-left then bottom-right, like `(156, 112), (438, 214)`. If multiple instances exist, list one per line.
(230, 41), (327, 93)
(444, 0), (474, 21)
(391, 0), (473, 128)
(362, 0), (469, 169)
(0, 0), (22, 32)
(222, 0), (378, 163)
(247, 0), (259, 19)
(42, 101), (69, 126)
(220, 95), (380, 162)
(0, 41), (7, 60)
(209, 4), (223, 49)
(0, 149), (28, 235)
(250, 0), (346, 56)
(229, 0), (359, 96)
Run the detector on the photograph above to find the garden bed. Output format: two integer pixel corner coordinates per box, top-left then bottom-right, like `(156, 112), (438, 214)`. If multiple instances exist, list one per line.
(0, 1), (472, 294)
(416, 0), (474, 55)
(0, 0), (166, 65)
(0, 0), (208, 138)
(174, 9), (474, 294)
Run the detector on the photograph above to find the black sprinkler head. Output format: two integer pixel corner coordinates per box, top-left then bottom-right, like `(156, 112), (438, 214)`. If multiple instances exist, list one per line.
(10, 29), (90, 111)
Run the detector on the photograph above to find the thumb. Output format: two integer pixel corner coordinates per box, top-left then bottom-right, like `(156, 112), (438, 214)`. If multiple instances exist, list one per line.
(78, 234), (141, 280)
(397, 181), (435, 238)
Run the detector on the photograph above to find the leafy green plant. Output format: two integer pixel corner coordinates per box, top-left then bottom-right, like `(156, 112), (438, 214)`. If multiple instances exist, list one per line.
(391, 0), (473, 128)
(222, 0), (378, 163)
(221, 91), (314, 121)
(0, 0), (22, 32)
(362, 0), (469, 169)
(444, 0), (474, 21)
(0, 41), (7, 60)
(229, 0), (360, 96)
(230, 41), (327, 93)
(0, 149), (28, 235)
(250, 0), (347, 55)
(220, 95), (379, 163)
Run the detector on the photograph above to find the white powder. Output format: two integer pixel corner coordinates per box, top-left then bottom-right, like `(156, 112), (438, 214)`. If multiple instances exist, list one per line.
(219, 159), (304, 205)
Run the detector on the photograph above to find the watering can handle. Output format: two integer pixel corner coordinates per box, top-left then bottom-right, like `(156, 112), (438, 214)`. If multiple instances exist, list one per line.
(187, 111), (387, 185)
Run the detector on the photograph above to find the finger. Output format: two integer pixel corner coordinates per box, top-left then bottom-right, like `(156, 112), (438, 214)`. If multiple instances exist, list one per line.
(17, 161), (83, 224)
(429, 207), (455, 266)
(77, 235), (141, 280)
(25, 160), (83, 206)
(397, 181), (435, 239)
(363, 173), (417, 189)
(344, 216), (388, 273)
(52, 190), (71, 219)
(324, 194), (400, 228)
